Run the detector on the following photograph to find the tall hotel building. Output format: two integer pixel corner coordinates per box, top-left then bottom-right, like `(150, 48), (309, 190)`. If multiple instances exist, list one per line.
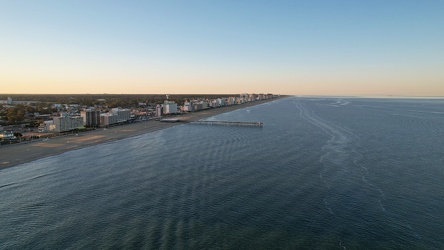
(81, 109), (100, 127)
(53, 114), (84, 132)
(162, 101), (177, 114)
(111, 108), (131, 122)
(100, 113), (118, 126)
(156, 104), (163, 117)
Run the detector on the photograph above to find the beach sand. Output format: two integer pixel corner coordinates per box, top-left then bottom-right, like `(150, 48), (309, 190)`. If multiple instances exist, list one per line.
(0, 98), (280, 169)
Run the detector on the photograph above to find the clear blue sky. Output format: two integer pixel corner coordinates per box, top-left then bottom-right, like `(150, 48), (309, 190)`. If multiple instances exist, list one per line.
(1, 0), (443, 95)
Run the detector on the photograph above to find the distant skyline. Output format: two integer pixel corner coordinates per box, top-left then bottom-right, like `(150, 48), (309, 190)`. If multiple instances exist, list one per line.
(1, 1), (443, 96)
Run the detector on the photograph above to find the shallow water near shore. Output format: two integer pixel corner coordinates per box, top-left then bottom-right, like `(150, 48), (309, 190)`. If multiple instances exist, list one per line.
(1, 97), (444, 249)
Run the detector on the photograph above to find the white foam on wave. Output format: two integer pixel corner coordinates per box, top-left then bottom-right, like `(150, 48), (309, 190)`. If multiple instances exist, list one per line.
(325, 99), (351, 108)
(294, 99), (358, 168)
(392, 113), (426, 119)
(294, 98), (391, 220)
(324, 198), (334, 214)
(379, 200), (386, 212)
(362, 176), (368, 183)
(339, 240), (347, 249)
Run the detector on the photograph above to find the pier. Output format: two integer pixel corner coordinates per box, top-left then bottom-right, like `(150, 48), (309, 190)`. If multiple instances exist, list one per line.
(190, 120), (263, 127)
(160, 118), (180, 123)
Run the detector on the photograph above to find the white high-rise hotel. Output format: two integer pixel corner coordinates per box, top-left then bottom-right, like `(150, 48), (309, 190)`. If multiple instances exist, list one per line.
(162, 101), (177, 114)
(111, 108), (131, 122)
(99, 108), (131, 126)
(53, 114), (84, 132)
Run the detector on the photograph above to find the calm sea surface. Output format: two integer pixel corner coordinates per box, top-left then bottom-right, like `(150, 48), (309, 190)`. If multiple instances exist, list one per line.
(1, 97), (444, 249)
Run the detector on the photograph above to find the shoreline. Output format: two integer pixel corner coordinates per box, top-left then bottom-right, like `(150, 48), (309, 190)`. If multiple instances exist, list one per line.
(0, 98), (283, 170)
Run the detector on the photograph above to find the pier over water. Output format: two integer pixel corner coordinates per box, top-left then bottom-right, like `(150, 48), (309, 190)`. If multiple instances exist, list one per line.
(190, 120), (263, 127)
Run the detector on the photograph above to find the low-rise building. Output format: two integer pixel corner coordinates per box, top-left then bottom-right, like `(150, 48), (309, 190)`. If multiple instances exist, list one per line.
(0, 130), (14, 140)
(38, 120), (54, 132)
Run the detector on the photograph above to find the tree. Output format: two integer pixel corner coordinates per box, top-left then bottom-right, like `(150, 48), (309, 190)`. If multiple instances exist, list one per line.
(6, 105), (26, 124)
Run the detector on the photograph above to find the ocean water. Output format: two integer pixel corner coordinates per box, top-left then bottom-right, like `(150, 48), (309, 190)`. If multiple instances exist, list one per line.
(1, 97), (444, 249)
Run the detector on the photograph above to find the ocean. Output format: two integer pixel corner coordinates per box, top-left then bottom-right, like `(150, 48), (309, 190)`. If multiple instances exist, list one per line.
(1, 97), (444, 249)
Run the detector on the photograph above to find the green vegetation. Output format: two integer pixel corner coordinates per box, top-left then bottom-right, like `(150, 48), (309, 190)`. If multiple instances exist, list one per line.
(0, 94), (235, 108)
(6, 105), (26, 124)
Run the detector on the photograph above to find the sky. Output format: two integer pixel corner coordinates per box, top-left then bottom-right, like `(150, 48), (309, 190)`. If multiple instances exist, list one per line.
(1, 0), (443, 96)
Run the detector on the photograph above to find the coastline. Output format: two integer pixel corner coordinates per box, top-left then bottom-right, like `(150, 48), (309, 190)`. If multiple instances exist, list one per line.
(0, 97), (283, 170)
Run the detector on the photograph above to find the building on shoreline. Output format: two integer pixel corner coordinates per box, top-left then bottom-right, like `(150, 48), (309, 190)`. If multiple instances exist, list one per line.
(1, 93), (277, 134)
(155, 104), (163, 117)
(38, 121), (54, 132)
(99, 108), (131, 126)
(162, 101), (177, 115)
(52, 114), (84, 132)
(111, 108), (131, 122)
(81, 109), (100, 127)
(100, 113), (118, 126)
(182, 101), (193, 112)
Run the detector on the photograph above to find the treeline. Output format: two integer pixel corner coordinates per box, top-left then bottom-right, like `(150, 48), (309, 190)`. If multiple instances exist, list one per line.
(0, 94), (236, 108)
(0, 103), (57, 125)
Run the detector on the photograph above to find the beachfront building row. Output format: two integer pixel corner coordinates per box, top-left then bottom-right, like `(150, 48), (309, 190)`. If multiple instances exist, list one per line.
(53, 115), (84, 132)
(111, 108), (131, 122)
(100, 108), (131, 126)
(163, 101), (178, 115)
(158, 93), (275, 116)
(100, 113), (118, 126)
(38, 108), (132, 132)
(179, 93), (275, 113)
(155, 101), (178, 117)
(81, 110), (100, 127)
(240, 93), (274, 101)
(81, 108), (131, 127)
(38, 113), (84, 133)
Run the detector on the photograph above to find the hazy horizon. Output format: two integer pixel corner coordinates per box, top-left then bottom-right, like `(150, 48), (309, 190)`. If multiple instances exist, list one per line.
(3, 93), (444, 100)
(1, 1), (443, 96)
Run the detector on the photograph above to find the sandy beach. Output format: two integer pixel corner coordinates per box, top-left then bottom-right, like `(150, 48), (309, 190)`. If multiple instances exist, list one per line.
(0, 98), (281, 170)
